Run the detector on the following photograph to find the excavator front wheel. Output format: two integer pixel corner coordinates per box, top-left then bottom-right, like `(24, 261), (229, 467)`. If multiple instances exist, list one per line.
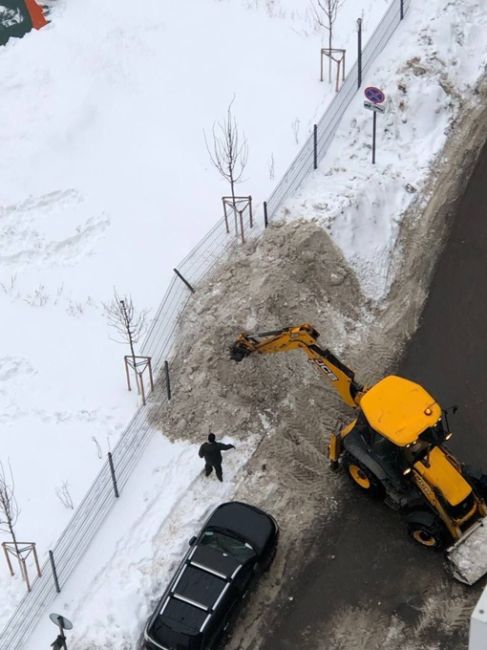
(342, 453), (384, 498)
(349, 464), (371, 489)
(411, 529), (439, 547)
(406, 511), (446, 549)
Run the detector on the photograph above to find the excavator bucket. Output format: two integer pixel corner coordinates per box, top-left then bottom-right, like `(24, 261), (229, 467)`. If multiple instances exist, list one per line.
(229, 342), (249, 362)
(447, 518), (487, 585)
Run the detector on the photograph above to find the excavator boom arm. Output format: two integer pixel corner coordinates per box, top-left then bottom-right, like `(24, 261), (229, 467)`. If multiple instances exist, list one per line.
(230, 323), (363, 408)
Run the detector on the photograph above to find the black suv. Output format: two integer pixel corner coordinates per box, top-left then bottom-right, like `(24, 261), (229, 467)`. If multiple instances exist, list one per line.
(144, 501), (279, 650)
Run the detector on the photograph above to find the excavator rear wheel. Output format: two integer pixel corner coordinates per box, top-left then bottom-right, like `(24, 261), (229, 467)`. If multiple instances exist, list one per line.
(342, 453), (384, 498)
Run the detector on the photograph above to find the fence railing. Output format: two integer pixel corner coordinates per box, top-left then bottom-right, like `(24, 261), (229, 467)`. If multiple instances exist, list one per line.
(0, 2), (409, 647)
(267, 0), (410, 217)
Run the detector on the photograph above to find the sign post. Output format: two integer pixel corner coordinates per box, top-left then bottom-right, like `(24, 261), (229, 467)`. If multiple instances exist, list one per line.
(363, 86), (386, 164)
(49, 613), (73, 650)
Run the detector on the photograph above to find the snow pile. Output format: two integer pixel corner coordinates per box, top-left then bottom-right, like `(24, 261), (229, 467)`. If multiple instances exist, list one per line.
(448, 520), (487, 586)
(155, 219), (365, 445)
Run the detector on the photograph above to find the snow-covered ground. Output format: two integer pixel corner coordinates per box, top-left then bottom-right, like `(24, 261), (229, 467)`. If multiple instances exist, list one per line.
(2, 0), (487, 647)
(35, 433), (260, 650)
(283, 1), (487, 300)
(0, 0), (387, 634)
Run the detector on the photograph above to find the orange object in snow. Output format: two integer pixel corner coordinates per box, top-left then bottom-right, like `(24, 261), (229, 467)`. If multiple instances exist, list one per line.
(24, 0), (48, 30)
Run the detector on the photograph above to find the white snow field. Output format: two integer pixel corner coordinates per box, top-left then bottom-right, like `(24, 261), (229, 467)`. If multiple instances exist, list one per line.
(0, 0), (387, 635)
(1, 0), (487, 647)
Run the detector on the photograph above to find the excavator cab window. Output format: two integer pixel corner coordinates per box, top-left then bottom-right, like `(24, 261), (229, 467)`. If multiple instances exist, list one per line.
(398, 420), (446, 469)
(354, 412), (375, 447)
(354, 414), (395, 455)
(422, 420), (447, 445)
(354, 415), (401, 469)
(402, 420), (446, 467)
(403, 439), (431, 465)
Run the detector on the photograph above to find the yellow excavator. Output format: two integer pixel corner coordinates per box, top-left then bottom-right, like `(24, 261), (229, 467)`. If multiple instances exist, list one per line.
(230, 323), (487, 585)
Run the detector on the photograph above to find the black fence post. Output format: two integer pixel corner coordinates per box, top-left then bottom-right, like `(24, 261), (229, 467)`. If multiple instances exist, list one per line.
(173, 269), (195, 294)
(400, 0), (404, 20)
(248, 195), (253, 228)
(108, 452), (119, 498)
(165, 360), (172, 400)
(49, 550), (61, 594)
(263, 202), (268, 228)
(313, 124), (318, 170)
(357, 18), (362, 89)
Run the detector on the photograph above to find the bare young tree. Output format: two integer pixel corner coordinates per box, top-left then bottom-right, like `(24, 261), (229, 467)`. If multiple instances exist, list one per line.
(205, 96), (249, 232)
(291, 117), (301, 144)
(268, 153), (275, 182)
(91, 436), (103, 459)
(55, 481), (74, 510)
(103, 289), (147, 371)
(312, 0), (344, 82)
(0, 461), (21, 572)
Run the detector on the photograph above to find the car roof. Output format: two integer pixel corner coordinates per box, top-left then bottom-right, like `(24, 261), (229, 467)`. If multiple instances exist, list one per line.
(190, 543), (241, 580)
(153, 542), (243, 644)
(205, 501), (277, 553)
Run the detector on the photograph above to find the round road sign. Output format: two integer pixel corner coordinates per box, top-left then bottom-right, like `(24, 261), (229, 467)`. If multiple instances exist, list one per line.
(49, 613), (74, 630)
(364, 86), (385, 104)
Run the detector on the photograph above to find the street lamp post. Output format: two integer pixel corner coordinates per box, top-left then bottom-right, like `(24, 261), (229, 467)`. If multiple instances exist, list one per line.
(49, 613), (73, 650)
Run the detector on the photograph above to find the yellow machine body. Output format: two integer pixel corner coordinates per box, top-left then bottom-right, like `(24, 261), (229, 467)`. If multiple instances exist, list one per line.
(230, 323), (487, 583)
(414, 446), (472, 508)
(359, 375), (442, 446)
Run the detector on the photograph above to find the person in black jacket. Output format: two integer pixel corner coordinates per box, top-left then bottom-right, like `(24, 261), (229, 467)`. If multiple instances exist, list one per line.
(198, 433), (235, 482)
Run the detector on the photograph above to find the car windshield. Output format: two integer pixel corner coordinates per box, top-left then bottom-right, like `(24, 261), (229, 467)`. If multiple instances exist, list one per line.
(200, 530), (255, 563)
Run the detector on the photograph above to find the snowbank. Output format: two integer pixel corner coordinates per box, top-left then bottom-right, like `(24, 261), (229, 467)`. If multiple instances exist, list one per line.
(282, 0), (487, 300)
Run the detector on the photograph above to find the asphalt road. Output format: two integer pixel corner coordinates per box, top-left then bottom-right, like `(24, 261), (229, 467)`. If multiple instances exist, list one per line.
(261, 140), (487, 649)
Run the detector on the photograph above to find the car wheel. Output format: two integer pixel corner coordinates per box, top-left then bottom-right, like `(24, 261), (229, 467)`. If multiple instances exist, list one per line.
(342, 452), (384, 498)
(406, 511), (446, 549)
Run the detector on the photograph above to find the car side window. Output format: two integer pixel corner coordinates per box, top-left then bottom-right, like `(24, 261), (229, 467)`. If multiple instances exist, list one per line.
(233, 562), (254, 593)
(202, 583), (241, 647)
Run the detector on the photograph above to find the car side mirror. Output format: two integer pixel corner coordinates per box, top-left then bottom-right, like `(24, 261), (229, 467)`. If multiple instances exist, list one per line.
(189, 536), (197, 546)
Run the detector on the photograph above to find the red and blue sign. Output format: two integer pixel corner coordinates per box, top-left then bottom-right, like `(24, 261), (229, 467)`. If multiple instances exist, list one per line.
(364, 86), (385, 104)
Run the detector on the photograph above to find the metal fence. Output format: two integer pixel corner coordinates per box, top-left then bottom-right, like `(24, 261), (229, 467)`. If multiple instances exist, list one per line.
(0, 2), (409, 647)
(266, 0), (410, 217)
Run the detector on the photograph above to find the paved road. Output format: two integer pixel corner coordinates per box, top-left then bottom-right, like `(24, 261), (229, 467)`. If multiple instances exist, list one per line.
(262, 141), (487, 649)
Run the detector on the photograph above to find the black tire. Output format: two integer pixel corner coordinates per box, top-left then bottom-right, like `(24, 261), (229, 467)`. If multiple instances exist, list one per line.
(463, 464), (487, 500)
(342, 452), (384, 498)
(406, 510), (446, 549)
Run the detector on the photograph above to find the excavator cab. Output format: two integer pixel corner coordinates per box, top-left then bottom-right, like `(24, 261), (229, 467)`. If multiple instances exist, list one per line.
(331, 375), (487, 555)
(329, 375), (447, 488)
